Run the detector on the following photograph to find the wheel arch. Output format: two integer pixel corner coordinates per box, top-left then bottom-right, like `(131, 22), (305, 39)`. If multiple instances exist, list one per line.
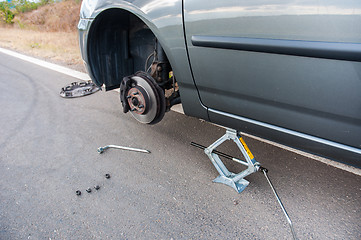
(83, 3), (210, 123)
(86, 6), (175, 90)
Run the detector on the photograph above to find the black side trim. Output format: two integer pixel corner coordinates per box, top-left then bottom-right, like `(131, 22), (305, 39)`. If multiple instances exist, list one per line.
(191, 36), (361, 62)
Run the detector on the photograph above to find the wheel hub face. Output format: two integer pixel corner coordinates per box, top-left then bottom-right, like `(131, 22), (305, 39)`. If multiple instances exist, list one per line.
(127, 75), (158, 124)
(122, 72), (166, 124)
(127, 87), (148, 115)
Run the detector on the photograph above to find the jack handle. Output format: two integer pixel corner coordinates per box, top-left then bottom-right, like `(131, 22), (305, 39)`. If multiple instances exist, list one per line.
(259, 166), (298, 240)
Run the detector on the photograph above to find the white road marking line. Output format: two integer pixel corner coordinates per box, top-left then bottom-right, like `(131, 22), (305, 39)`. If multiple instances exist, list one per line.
(1, 47), (360, 176)
(0, 47), (90, 80)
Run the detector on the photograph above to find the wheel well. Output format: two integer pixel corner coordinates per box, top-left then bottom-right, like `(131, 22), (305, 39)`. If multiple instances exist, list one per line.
(87, 8), (180, 117)
(87, 8), (162, 90)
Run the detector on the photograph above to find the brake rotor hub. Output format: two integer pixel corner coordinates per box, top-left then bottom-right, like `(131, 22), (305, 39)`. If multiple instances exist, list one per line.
(120, 72), (166, 124)
(127, 87), (148, 115)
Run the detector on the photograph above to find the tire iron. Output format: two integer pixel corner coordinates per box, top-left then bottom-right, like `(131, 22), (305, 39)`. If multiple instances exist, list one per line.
(97, 145), (150, 154)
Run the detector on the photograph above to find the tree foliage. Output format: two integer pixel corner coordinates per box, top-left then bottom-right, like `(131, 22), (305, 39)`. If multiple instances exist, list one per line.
(0, 2), (15, 24)
(0, 0), (54, 24)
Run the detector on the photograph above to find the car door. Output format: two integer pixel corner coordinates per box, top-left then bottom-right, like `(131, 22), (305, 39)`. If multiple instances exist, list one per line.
(184, 0), (361, 149)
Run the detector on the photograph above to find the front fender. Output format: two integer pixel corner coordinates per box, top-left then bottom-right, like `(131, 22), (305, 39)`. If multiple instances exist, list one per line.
(79, 0), (209, 120)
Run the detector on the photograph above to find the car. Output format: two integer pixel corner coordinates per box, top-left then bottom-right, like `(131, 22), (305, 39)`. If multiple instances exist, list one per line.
(78, 0), (361, 168)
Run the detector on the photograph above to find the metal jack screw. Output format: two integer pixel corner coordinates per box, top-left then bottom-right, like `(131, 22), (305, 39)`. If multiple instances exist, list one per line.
(97, 145), (150, 154)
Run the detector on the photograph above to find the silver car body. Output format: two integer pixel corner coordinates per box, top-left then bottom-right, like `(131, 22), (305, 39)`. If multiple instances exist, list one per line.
(78, 0), (361, 167)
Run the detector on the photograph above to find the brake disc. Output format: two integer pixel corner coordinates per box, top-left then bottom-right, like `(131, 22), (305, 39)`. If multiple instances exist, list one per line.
(136, 71), (166, 125)
(125, 72), (166, 124)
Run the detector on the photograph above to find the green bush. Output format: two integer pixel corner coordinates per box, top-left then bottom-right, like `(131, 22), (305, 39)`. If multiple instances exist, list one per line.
(0, 0), (55, 24)
(13, 0), (47, 13)
(0, 2), (15, 24)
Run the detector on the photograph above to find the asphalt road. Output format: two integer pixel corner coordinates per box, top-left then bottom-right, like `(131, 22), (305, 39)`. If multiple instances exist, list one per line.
(0, 52), (360, 240)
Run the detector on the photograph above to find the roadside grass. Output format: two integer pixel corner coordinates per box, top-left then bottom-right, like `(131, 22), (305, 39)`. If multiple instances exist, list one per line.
(0, 27), (84, 71)
(0, 0), (84, 71)
(13, 0), (81, 32)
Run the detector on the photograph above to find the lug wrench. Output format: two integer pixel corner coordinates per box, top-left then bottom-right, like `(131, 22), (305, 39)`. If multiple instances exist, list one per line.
(97, 145), (150, 154)
(191, 142), (297, 240)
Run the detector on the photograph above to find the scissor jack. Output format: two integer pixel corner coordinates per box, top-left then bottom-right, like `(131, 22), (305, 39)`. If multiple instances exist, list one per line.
(192, 128), (260, 193)
(191, 128), (297, 240)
